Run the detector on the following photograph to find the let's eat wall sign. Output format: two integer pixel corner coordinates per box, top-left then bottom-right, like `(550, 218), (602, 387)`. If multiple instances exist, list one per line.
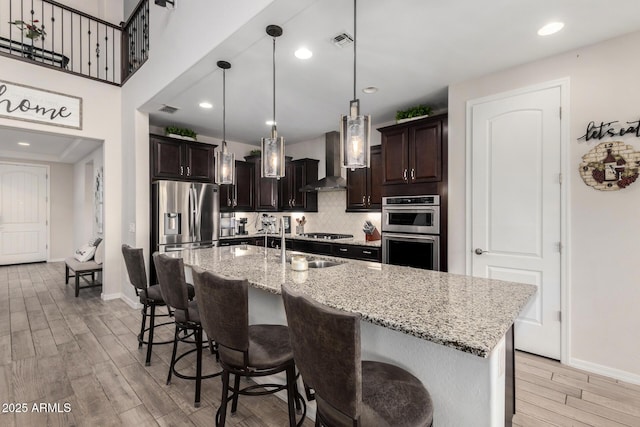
(0, 80), (82, 130)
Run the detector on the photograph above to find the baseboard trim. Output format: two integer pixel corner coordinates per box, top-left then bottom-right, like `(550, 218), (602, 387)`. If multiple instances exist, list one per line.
(48, 258), (64, 263)
(119, 293), (142, 309)
(570, 357), (640, 386)
(101, 292), (121, 301)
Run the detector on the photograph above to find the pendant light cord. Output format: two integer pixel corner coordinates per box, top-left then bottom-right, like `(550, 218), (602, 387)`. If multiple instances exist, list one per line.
(272, 36), (277, 132)
(222, 68), (226, 145)
(353, 0), (357, 101)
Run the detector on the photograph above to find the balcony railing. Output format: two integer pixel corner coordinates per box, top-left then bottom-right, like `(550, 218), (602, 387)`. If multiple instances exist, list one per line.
(121, 0), (149, 84)
(0, 0), (150, 86)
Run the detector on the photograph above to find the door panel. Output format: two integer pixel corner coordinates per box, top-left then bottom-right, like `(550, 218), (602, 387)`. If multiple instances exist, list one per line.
(0, 164), (48, 265)
(489, 111), (542, 256)
(369, 146), (383, 208)
(234, 161), (254, 211)
(382, 128), (408, 184)
(471, 85), (561, 359)
(185, 144), (214, 180)
(410, 122), (442, 182)
(153, 138), (183, 178)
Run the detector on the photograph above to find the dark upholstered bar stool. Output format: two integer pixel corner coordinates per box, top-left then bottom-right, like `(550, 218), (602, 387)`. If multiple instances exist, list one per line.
(282, 285), (434, 427)
(191, 267), (305, 427)
(153, 253), (220, 407)
(121, 244), (195, 366)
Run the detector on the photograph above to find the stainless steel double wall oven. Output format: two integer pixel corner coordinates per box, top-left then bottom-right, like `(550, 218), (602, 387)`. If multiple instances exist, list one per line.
(382, 195), (440, 271)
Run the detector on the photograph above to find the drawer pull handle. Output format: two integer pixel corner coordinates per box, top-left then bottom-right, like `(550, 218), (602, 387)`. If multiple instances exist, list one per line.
(339, 248), (348, 252)
(363, 250), (372, 255)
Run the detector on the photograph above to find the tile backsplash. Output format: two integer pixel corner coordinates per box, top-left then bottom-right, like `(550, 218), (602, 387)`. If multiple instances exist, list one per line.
(236, 191), (381, 240)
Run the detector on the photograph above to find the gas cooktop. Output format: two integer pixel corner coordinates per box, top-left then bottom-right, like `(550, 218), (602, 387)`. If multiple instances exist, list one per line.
(299, 233), (354, 240)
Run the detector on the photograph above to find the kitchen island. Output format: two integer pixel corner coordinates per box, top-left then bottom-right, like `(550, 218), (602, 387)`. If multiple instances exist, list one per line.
(175, 245), (536, 426)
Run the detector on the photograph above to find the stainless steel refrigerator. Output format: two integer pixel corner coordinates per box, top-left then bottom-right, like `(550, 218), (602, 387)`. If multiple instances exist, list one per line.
(152, 180), (219, 253)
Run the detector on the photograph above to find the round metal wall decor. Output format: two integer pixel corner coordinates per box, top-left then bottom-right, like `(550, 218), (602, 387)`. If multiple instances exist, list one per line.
(579, 141), (640, 190)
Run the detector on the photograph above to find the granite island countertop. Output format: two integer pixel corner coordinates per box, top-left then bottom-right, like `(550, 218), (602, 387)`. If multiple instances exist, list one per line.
(220, 233), (382, 248)
(176, 245), (536, 358)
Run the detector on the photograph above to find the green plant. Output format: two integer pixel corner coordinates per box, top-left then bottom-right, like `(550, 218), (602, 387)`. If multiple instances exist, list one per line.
(395, 104), (433, 121)
(9, 19), (46, 41)
(165, 126), (197, 140)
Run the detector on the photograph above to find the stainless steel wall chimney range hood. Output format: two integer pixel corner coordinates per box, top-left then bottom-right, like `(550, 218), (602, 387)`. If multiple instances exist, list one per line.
(301, 131), (347, 192)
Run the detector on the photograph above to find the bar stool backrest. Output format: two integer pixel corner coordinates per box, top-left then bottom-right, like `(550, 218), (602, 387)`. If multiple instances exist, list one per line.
(191, 267), (250, 356)
(152, 253), (190, 315)
(281, 284), (362, 421)
(122, 244), (148, 292)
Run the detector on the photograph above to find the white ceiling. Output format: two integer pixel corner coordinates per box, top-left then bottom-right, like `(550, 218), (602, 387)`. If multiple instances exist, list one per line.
(144, 0), (640, 146)
(4, 0), (640, 161)
(0, 125), (102, 164)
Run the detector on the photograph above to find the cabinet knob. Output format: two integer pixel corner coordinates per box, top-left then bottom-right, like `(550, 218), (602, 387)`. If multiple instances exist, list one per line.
(403, 169), (408, 181)
(233, 199), (237, 207)
(367, 195), (371, 206)
(187, 166), (191, 176)
(292, 198), (295, 206)
(411, 168), (416, 180)
(362, 195), (366, 205)
(227, 198), (231, 207)
(180, 166), (184, 176)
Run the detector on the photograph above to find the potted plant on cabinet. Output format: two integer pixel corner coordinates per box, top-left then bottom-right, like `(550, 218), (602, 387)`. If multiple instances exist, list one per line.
(165, 126), (197, 141)
(395, 104), (433, 124)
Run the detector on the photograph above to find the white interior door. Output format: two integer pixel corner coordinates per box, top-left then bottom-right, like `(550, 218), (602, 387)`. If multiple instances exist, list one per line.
(0, 163), (49, 265)
(470, 85), (562, 359)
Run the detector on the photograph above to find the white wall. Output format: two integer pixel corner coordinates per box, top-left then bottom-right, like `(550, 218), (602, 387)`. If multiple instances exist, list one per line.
(448, 31), (640, 381)
(120, 0), (276, 305)
(0, 157), (74, 261)
(0, 54), (122, 297)
(73, 146), (104, 249)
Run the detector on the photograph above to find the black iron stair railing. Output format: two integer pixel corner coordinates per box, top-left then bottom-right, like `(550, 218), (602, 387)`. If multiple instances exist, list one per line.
(0, 0), (150, 86)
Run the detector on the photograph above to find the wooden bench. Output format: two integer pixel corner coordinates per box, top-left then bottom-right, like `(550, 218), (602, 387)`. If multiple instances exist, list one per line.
(64, 257), (102, 297)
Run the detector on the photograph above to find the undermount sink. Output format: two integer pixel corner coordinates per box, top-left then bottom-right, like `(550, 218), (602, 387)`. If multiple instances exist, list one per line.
(307, 260), (343, 268)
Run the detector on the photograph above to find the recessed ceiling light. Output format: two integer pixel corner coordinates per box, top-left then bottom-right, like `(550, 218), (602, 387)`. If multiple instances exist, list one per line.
(18, 142), (30, 146)
(538, 22), (564, 36)
(362, 86), (378, 94)
(294, 47), (312, 60)
(199, 101), (213, 109)
(266, 120), (276, 126)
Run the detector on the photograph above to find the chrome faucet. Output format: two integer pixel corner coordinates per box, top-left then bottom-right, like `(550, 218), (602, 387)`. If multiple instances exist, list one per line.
(280, 217), (286, 264)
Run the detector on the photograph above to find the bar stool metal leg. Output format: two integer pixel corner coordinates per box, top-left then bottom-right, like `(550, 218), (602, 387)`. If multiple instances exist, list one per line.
(145, 304), (156, 366)
(139, 303), (148, 349)
(167, 326), (179, 385)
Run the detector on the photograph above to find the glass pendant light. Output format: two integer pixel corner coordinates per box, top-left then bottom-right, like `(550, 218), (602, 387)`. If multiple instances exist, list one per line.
(215, 60), (235, 184)
(261, 25), (285, 179)
(340, 0), (371, 169)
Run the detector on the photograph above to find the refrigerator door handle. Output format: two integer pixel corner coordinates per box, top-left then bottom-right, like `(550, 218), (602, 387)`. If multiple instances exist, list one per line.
(191, 186), (198, 242)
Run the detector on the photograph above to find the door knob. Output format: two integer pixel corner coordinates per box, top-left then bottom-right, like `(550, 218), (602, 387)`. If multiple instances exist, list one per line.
(475, 248), (486, 255)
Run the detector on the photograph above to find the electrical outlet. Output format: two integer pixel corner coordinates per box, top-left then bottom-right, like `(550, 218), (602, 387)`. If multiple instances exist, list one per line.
(128, 223), (136, 233)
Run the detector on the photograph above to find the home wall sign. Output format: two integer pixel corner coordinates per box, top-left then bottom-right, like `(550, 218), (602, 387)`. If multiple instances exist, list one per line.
(579, 141), (640, 191)
(0, 80), (82, 130)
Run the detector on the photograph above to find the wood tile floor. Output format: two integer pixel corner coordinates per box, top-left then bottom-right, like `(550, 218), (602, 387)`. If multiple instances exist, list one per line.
(1, 261), (639, 427)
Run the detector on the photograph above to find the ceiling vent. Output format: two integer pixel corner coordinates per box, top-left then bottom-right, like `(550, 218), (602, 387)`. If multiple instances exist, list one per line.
(331, 32), (353, 48)
(159, 104), (179, 114)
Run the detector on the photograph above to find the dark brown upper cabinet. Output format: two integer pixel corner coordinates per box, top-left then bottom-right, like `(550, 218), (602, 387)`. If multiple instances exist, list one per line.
(346, 145), (382, 211)
(279, 158), (319, 212)
(219, 160), (255, 212)
(150, 134), (216, 182)
(379, 115), (445, 186)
